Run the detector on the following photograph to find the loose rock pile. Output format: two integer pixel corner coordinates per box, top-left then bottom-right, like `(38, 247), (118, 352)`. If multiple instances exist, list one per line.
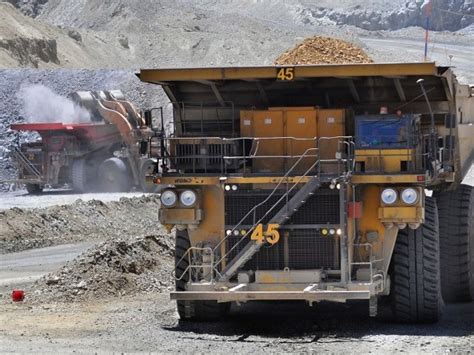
(31, 235), (174, 303)
(0, 195), (163, 253)
(274, 36), (372, 65)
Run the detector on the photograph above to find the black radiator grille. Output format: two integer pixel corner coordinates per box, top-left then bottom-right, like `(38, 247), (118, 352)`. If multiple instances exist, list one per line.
(225, 229), (339, 271)
(225, 189), (340, 226)
(224, 188), (340, 271)
(287, 230), (339, 270)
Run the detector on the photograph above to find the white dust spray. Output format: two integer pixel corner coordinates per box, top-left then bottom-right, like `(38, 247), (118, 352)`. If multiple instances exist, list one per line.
(18, 84), (91, 124)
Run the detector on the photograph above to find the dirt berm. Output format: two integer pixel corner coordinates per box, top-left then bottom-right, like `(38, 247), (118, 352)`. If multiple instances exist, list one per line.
(30, 235), (174, 303)
(275, 36), (373, 65)
(0, 195), (164, 253)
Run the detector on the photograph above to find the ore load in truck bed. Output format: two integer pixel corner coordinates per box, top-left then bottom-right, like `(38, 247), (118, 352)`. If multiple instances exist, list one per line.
(275, 36), (373, 65)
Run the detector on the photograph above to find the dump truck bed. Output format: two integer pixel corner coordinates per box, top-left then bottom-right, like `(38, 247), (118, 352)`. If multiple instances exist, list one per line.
(139, 62), (473, 183)
(10, 122), (122, 150)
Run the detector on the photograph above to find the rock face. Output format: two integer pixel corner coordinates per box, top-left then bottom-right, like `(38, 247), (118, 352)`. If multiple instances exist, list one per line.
(4, 0), (48, 17)
(0, 38), (59, 67)
(275, 36), (372, 65)
(297, 1), (474, 31)
(7, 0), (474, 31)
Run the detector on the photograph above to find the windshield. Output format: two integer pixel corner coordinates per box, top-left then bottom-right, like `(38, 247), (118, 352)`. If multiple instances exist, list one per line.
(355, 116), (411, 148)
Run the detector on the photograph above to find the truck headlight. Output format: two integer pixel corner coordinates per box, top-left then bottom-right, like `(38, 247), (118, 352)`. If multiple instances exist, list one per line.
(401, 188), (418, 205)
(161, 190), (178, 207)
(381, 188), (398, 205)
(180, 190), (197, 207)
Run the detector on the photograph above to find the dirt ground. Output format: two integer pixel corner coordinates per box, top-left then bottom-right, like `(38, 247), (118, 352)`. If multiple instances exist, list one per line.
(1, 294), (473, 353)
(0, 195), (472, 353)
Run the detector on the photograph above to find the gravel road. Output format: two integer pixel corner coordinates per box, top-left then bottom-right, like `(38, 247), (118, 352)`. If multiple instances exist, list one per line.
(0, 294), (472, 352)
(0, 241), (95, 295)
(0, 190), (149, 210)
(361, 36), (474, 83)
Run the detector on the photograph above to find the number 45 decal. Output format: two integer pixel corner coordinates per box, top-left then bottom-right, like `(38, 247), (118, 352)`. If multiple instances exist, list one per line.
(250, 224), (280, 245)
(276, 67), (294, 81)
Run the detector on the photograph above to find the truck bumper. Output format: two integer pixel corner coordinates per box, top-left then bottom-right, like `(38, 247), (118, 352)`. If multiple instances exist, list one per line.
(170, 281), (382, 303)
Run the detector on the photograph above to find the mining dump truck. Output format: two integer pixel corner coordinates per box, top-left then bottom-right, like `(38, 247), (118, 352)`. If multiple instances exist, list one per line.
(10, 90), (158, 193)
(138, 62), (474, 323)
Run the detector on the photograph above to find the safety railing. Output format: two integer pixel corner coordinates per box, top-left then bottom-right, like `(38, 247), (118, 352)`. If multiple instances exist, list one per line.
(158, 135), (355, 176)
(351, 243), (385, 293)
(174, 246), (215, 283)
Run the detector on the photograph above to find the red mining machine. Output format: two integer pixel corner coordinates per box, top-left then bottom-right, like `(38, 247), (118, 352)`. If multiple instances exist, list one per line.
(10, 90), (159, 194)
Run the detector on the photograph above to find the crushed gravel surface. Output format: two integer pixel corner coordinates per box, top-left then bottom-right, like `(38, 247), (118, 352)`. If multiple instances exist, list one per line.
(0, 294), (472, 353)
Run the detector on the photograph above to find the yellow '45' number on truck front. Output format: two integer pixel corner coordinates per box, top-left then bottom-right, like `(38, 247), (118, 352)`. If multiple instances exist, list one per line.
(276, 67), (294, 81)
(250, 224), (280, 245)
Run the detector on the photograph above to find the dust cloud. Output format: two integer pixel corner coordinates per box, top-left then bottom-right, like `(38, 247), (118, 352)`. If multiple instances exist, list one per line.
(18, 84), (91, 124)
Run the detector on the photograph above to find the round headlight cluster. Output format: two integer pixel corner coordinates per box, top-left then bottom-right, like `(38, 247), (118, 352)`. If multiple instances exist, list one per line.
(161, 190), (178, 207)
(381, 187), (419, 205)
(161, 189), (197, 208)
(401, 188), (418, 205)
(180, 190), (197, 207)
(381, 188), (398, 205)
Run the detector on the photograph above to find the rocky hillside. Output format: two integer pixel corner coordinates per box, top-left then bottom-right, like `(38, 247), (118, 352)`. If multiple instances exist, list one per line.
(1, 0), (473, 70)
(9, 0), (474, 31)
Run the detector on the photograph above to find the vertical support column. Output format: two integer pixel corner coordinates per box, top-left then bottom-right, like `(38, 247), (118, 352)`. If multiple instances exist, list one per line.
(339, 182), (349, 284)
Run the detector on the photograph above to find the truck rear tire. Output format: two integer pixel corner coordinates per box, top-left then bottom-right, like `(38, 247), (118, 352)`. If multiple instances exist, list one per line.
(436, 184), (474, 303)
(390, 197), (442, 323)
(98, 158), (132, 192)
(175, 230), (230, 321)
(72, 159), (87, 193)
(25, 184), (42, 194)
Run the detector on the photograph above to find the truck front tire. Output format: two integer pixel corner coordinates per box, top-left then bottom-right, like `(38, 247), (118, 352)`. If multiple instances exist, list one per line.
(436, 184), (474, 303)
(175, 230), (230, 321)
(98, 157), (132, 192)
(25, 184), (43, 194)
(390, 197), (442, 323)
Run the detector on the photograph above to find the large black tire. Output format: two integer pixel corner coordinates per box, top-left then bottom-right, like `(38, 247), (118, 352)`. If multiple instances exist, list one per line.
(390, 197), (442, 323)
(25, 184), (42, 194)
(72, 159), (87, 193)
(175, 230), (230, 321)
(436, 184), (474, 303)
(98, 158), (132, 192)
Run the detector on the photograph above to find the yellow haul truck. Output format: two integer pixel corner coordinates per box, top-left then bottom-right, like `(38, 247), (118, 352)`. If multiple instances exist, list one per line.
(138, 63), (474, 323)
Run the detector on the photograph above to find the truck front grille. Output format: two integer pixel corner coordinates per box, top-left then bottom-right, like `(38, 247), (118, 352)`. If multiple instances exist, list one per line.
(224, 188), (340, 272)
(225, 229), (339, 271)
(225, 189), (340, 226)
